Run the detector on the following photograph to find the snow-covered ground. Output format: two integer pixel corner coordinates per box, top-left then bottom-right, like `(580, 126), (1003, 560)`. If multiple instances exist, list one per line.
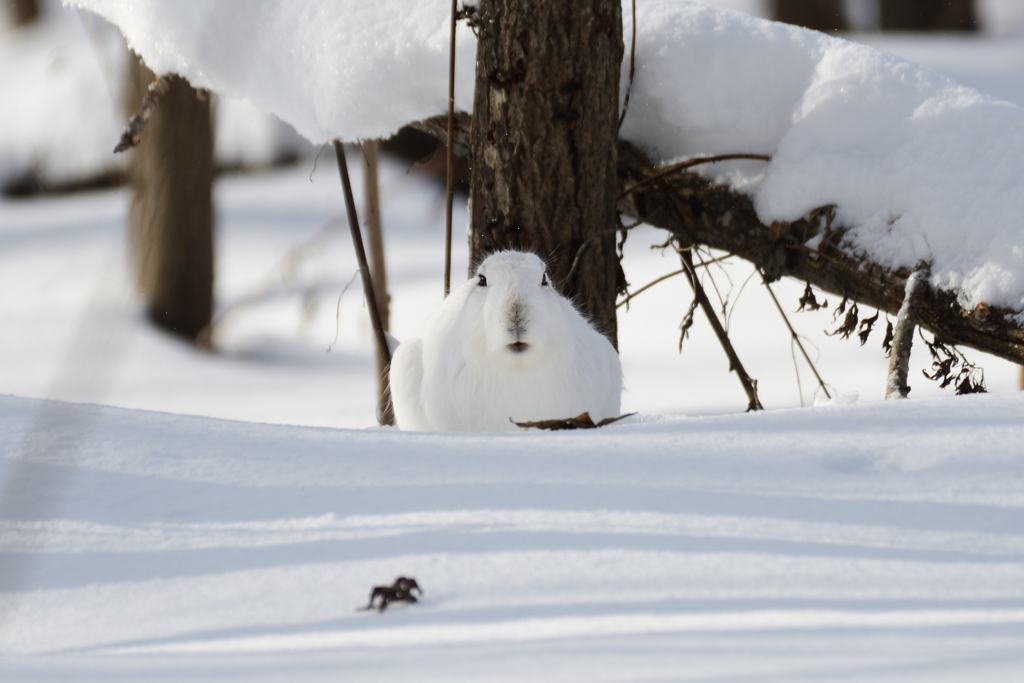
(2, 391), (1024, 680)
(3, 0), (1024, 679)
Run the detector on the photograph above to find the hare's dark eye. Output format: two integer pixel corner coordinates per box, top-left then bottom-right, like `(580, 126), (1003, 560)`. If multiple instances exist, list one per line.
(478, 274), (487, 287)
(541, 274), (549, 287)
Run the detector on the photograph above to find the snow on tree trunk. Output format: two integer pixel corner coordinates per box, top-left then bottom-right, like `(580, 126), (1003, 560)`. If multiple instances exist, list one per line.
(468, 0), (624, 348)
(885, 266), (929, 400)
(125, 55), (214, 341)
(879, 0), (977, 31)
(773, 0), (848, 32)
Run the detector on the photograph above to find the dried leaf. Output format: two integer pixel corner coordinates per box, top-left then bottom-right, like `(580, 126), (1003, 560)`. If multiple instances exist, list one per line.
(921, 335), (987, 395)
(858, 311), (878, 346)
(827, 302), (859, 340)
(796, 282), (826, 312)
(678, 297), (698, 353)
(882, 320), (894, 356)
(831, 296), (848, 323)
(513, 412), (636, 431)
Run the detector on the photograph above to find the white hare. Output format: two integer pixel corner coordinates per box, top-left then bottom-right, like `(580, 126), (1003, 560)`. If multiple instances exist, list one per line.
(389, 251), (622, 432)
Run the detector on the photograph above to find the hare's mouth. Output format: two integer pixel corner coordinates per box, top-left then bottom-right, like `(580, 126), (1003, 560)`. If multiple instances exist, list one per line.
(508, 341), (529, 354)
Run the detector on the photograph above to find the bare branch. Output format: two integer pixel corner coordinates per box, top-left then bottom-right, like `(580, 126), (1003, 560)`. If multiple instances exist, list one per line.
(680, 249), (763, 411)
(762, 275), (831, 399)
(114, 74), (170, 153)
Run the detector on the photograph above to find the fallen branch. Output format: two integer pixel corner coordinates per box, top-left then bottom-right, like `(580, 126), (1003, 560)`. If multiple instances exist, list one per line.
(413, 113), (1024, 367)
(114, 73), (170, 153)
(617, 153), (771, 201)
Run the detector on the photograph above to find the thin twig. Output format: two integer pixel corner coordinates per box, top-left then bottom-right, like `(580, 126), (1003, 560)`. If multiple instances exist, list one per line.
(561, 222), (645, 290)
(618, 269), (684, 310)
(333, 140), (394, 425)
(790, 338), (804, 407)
(617, 154), (771, 201)
(114, 73), (170, 153)
(724, 267), (757, 333)
(680, 249), (763, 411)
(309, 143), (329, 182)
(327, 270), (361, 352)
(444, 0), (458, 297)
(617, 253), (736, 310)
(617, 0), (637, 131)
(761, 274), (831, 400)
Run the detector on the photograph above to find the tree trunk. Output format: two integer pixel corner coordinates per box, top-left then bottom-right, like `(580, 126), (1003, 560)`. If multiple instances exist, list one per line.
(125, 55), (214, 341)
(468, 0), (624, 347)
(879, 0), (977, 31)
(773, 0), (848, 32)
(7, 0), (38, 26)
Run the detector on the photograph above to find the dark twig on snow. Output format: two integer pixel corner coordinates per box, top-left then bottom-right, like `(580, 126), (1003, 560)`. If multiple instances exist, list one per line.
(761, 275), (831, 400)
(680, 249), (763, 411)
(114, 74), (170, 153)
(333, 141), (394, 425)
(885, 266), (929, 400)
(359, 577), (422, 612)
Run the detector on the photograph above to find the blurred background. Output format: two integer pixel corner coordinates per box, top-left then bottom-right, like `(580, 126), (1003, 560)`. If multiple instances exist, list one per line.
(2, 0), (1023, 429)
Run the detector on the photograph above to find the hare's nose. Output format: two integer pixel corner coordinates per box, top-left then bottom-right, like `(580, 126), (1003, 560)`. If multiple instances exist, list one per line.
(508, 341), (529, 354)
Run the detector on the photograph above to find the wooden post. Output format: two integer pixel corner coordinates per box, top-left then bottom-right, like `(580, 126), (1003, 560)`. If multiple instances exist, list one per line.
(125, 56), (214, 342)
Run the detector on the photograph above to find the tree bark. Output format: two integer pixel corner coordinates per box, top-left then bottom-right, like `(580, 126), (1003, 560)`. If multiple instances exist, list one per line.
(125, 55), (214, 341)
(8, 0), (38, 26)
(879, 0), (977, 31)
(468, 0), (624, 347)
(773, 0), (848, 32)
(415, 113), (1024, 367)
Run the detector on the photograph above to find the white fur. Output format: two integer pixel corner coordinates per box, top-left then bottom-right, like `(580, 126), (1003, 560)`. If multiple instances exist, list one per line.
(389, 251), (622, 432)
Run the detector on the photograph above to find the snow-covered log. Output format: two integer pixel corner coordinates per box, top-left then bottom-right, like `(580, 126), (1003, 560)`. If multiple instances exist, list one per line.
(418, 111), (1024, 367)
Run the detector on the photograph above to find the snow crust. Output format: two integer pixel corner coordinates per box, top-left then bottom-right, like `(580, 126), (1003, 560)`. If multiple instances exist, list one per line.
(2, 393), (1024, 679)
(65, 0), (1024, 320)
